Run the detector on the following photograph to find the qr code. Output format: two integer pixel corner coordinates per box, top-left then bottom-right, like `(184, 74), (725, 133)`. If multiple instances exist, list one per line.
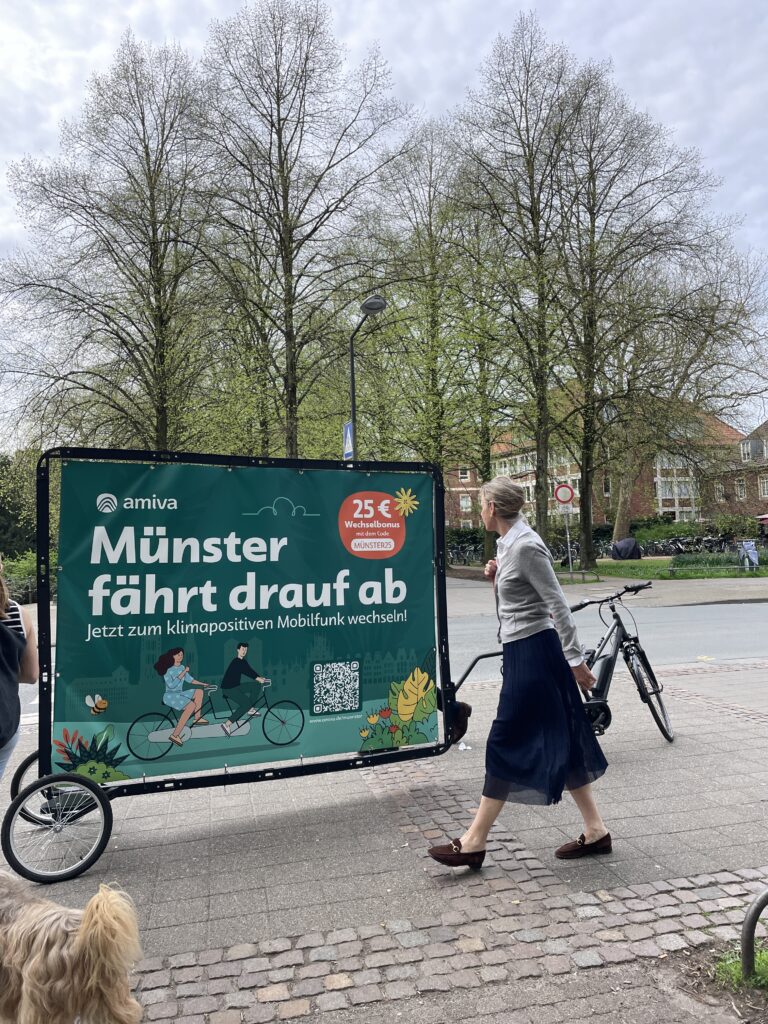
(312, 661), (361, 715)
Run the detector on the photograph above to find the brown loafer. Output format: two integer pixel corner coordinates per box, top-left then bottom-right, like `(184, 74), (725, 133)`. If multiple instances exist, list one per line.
(427, 838), (485, 870)
(555, 832), (612, 859)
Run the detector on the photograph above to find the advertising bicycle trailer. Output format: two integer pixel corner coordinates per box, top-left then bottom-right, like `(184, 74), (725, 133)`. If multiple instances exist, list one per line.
(2, 448), (461, 882)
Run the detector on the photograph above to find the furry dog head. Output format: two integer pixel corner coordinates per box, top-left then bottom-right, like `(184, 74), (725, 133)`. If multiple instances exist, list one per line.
(0, 870), (143, 1024)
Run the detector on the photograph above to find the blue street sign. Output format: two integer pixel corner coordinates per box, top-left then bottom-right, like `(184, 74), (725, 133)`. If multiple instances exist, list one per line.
(343, 421), (354, 461)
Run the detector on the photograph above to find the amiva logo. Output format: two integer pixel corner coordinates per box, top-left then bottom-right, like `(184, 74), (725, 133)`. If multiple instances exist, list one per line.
(96, 493), (178, 513)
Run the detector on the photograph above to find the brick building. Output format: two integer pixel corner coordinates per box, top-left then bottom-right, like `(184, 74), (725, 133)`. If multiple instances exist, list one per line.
(445, 414), (751, 530)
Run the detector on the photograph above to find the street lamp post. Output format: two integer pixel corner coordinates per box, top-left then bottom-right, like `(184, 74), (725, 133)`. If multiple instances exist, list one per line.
(348, 294), (386, 460)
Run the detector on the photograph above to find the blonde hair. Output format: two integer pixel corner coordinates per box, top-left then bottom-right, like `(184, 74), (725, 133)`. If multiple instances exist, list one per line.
(479, 476), (526, 523)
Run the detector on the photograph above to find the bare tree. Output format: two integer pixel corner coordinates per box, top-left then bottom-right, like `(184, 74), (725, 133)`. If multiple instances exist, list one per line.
(1, 32), (214, 450)
(456, 14), (580, 541)
(200, 0), (408, 457)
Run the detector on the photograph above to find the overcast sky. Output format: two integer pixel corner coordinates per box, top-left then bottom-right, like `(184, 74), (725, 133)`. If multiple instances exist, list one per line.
(2, 0), (766, 257)
(2, 0), (767, 432)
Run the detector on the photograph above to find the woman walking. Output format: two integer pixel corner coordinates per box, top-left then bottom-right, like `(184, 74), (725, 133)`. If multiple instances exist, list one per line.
(429, 477), (610, 869)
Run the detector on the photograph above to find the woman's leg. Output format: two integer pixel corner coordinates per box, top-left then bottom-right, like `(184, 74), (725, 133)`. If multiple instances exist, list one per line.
(172, 701), (196, 738)
(192, 689), (204, 721)
(458, 796), (505, 852)
(568, 782), (608, 841)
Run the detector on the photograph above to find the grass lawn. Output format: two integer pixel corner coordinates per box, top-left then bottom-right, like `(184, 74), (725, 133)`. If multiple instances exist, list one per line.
(595, 558), (768, 580)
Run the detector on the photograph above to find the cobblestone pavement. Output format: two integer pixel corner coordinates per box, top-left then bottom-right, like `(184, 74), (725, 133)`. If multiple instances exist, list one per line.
(4, 658), (768, 1021)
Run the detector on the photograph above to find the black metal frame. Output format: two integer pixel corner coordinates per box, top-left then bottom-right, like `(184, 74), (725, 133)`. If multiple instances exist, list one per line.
(36, 446), (455, 799)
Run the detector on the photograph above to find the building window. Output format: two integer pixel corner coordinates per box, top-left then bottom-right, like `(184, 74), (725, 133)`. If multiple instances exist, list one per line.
(524, 485), (532, 502)
(763, 440), (768, 460)
(603, 476), (611, 497)
(569, 478), (580, 494)
(458, 467), (470, 482)
(459, 494), (472, 512)
(460, 519), (472, 529)
(660, 480), (674, 499)
(677, 481), (691, 499)
(736, 478), (746, 500)
(741, 441), (752, 462)
(715, 481), (725, 502)
(759, 476), (768, 499)
(677, 511), (695, 522)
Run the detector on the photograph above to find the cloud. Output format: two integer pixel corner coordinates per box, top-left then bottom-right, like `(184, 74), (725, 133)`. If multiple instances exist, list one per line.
(1, 0), (765, 255)
(245, 496), (319, 518)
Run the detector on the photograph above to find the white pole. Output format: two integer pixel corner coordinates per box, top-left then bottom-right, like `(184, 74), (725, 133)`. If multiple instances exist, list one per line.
(565, 511), (573, 578)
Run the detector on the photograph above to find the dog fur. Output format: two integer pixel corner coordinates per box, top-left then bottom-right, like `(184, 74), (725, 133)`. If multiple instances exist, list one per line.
(0, 870), (143, 1024)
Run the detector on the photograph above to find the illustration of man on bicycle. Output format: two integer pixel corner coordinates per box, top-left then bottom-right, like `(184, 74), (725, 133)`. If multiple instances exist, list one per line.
(220, 641), (270, 737)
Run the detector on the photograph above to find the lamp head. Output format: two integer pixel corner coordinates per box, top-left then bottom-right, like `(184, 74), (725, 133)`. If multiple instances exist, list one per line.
(360, 294), (387, 316)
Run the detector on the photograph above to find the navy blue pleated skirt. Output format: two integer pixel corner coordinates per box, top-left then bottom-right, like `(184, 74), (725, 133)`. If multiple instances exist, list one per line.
(483, 628), (608, 806)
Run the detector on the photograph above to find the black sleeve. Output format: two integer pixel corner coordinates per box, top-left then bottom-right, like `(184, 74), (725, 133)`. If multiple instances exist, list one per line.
(242, 659), (259, 680)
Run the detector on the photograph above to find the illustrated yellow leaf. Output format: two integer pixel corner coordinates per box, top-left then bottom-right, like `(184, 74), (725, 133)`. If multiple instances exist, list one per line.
(396, 668), (433, 722)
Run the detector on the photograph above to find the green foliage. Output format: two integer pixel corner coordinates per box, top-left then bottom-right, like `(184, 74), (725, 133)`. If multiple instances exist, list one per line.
(596, 557), (768, 579)
(670, 552), (742, 567)
(714, 943), (768, 991)
(713, 513), (758, 539)
(632, 519), (706, 542)
(445, 527), (485, 547)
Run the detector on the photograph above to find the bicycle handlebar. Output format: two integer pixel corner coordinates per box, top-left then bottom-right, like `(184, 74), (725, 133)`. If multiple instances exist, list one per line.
(569, 580), (652, 614)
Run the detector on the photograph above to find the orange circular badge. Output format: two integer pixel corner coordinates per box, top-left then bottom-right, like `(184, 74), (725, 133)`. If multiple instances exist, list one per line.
(338, 491), (405, 559)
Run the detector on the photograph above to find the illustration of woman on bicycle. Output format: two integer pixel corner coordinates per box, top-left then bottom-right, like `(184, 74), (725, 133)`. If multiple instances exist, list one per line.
(153, 648), (216, 747)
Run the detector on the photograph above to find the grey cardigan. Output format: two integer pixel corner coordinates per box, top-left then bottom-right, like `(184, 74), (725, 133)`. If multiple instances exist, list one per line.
(495, 528), (583, 663)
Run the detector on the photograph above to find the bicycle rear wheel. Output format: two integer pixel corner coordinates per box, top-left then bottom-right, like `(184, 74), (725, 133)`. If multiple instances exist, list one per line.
(127, 711), (176, 760)
(627, 646), (674, 742)
(2, 773), (112, 883)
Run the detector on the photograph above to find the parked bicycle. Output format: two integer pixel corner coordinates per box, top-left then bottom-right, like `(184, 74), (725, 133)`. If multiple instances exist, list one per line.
(570, 581), (673, 742)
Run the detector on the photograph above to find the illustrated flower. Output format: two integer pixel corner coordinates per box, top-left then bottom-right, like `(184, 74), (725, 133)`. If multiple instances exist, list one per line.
(394, 487), (419, 517)
(388, 725), (398, 734)
(379, 707), (392, 719)
(359, 728), (370, 739)
(367, 713), (379, 725)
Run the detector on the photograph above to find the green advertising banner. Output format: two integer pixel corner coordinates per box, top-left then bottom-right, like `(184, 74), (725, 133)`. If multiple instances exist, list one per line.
(51, 459), (441, 784)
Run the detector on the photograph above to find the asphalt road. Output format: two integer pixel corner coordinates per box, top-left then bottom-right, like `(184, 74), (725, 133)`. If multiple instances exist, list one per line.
(446, 578), (768, 685)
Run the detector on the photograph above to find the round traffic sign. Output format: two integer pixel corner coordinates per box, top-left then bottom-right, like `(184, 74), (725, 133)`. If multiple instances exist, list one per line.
(554, 482), (575, 504)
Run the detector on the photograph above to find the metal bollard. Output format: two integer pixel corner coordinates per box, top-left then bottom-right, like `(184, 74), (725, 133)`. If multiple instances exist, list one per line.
(741, 886), (768, 980)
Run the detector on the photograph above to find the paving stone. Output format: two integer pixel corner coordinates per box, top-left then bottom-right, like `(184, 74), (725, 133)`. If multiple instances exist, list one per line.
(509, 960), (542, 980)
(315, 992), (349, 1012)
(289, 978), (324, 998)
(180, 997), (220, 1015)
(624, 925), (654, 941)
(295, 933), (324, 949)
(209, 1012), (243, 1024)
(417, 976), (452, 992)
(323, 973), (353, 991)
(575, 906), (604, 919)
(296, 963), (330, 980)
(240, 973), (269, 990)
(448, 969), (482, 989)
(652, 919), (684, 935)
(226, 945), (260, 961)
(395, 930), (429, 948)
(541, 955), (572, 975)
(208, 962), (243, 979)
(327, 929), (357, 944)
(480, 965), (508, 982)
(684, 930), (712, 947)
(271, 951), (304, 969)
(571, 950), (603, 969)
(177, 982), (208, 998)
(145, 1002), (179, 1021)
(655, 933), (689, 951)
(599, 945), (635, 965)
(267, 968), (295, 984)
(143, 970), (172, 989)
(169, 953), (198, 968)
(260, 938), (292, 955)
(256, 984), (291, 1003)
(386, 919), (413, 933)
(348, 984), (384, 1005)
(240, 959), (271, 975)
(136, 958), (166, 973)
(383, 980), (418, 999)
(628, 940), (664, 958)
(277, 998), (311, 1019)
(243, 1006), (278, 1024)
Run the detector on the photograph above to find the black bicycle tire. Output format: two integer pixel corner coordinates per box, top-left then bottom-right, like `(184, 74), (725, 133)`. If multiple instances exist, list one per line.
(1, 773), (113, 883)
(10, 749), (39, 799)
(628, 646), (674, 742)
(127, 711), (176, 761)
(262, 700), (305, 746)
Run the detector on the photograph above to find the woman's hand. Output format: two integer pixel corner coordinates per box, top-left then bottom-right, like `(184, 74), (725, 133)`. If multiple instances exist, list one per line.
(484, 558), (497, 582)
(572, 661), (596, 692)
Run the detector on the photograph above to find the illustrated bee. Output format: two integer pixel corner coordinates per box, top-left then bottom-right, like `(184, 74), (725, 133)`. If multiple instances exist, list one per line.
(85, 694), (109, 716)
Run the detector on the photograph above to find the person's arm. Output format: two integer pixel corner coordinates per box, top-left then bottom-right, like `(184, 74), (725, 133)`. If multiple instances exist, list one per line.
(18, 607), (39, 685)
(523, 542), (587, 665)
(241, 660), (259, 680)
